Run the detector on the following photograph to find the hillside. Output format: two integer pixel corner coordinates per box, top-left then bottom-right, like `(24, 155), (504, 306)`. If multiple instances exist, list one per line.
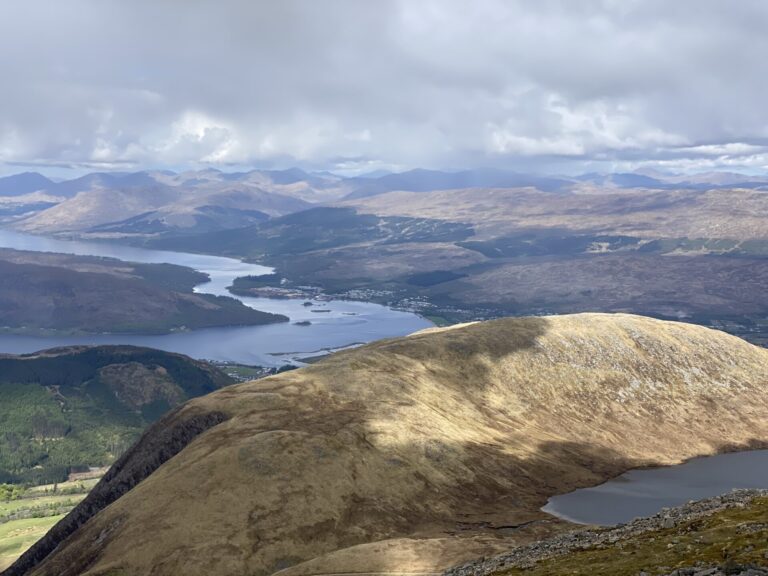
(0, 174), (54, 197)
(0, 345), (233, 485)
(8, 314), (768, 576)
(152, 192), (768, 344)
(16, 185), (309, 237)
(4, 170), (319, 237)
(345, 186), (768, 240)
(0, 248), (287, 334)
(150, 206), (474, 261)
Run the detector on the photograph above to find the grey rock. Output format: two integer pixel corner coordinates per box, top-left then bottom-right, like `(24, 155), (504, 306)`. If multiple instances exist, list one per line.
(444, 490), (768, 576)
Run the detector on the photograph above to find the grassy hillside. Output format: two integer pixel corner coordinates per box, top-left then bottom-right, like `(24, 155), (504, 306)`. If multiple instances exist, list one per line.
(346, 187), (768, 241)
(150, 206), (474, 259)
(9, 314), (768, 576)
(0, 346), (233, 485)
(0, 249), (287, 334)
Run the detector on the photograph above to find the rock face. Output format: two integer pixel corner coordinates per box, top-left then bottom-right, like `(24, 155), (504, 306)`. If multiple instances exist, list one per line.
(7, 313), (768, 576)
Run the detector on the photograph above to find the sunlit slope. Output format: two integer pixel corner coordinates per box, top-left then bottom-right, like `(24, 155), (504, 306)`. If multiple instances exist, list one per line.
(11, 314), (768, 576)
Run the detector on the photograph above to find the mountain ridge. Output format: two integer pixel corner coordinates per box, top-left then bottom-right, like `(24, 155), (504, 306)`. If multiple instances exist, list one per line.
(4, 167), (768, 242)
(7, 313), (768, 576)
(0, 173), (54, 197)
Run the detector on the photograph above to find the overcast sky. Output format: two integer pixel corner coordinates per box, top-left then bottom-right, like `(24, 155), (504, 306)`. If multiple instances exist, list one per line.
(2, 0), (768, 176)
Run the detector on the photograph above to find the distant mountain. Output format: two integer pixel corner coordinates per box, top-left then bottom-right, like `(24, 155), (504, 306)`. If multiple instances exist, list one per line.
(344, 168), (573, 199)
(352, 169), (395, 179)
(39, 172), (162, 198)
(13, 175), (311, 236)
(0, 345), (233, 485)
(88, 205), (271, 236)
(149, 206), (474, 262)
(15, 183), (180, 233)
(0, 172), (54, 196)
(225, 169), (349, 201)
(576, 170), (768, 190)
(575, 172), (673, 189)
(9, 314), (768, 576)
(261, 167), (314, 185)
(4, 167), (768, 239)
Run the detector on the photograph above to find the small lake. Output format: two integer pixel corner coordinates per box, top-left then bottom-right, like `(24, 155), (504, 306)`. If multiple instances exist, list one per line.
(542, 449), (768, 526)
(0, 229), (432, 365)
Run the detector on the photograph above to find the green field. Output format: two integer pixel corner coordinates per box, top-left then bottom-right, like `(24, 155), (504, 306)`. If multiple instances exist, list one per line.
(26, 477), (100, 496)
(0, 494), (80, 517)
(0, 481), (92, 571)
(0, 515), (64, 571)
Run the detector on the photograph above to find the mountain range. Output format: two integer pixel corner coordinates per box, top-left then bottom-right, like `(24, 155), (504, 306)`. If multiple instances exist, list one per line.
(3, 167), (768, 239)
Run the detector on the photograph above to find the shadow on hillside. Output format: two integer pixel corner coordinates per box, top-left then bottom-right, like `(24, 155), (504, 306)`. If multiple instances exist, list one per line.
(1, 319), (555, 576)
(10, 424), (768, 576)
(394, 316), (551, 361)
(365, 438), (641, 531)
(368, 316), (552, 394)
(267, 439), (643, 576)
(9, 312), (768, 576)
(313, 435), (768, 576)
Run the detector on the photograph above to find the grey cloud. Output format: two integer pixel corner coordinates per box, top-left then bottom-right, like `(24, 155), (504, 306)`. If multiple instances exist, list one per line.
(1, 0), (768, 175)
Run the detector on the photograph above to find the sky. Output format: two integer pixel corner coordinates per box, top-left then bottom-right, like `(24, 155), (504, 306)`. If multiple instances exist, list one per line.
(2, 0), (768, 177)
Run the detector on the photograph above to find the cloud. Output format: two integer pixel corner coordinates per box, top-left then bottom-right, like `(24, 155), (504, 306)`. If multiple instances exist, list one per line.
(1, 0), (768, 174)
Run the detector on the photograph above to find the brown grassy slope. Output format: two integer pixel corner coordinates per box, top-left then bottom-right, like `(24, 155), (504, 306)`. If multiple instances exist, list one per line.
(343, 187), (768, 240)
(429, 253), (768, 317)
(12, 314), (768, 576)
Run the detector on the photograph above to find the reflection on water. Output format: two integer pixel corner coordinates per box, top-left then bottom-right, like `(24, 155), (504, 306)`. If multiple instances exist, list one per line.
(543, 449), (768, 525)
(0, 229), (432, 365)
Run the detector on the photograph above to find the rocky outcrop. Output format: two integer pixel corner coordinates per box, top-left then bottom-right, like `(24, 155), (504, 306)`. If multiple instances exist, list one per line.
(445, 490), (768, 576)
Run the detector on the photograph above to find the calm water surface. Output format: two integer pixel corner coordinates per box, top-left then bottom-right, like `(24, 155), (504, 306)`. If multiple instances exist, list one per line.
(543, 450), (768, 526)
(0, 229), (432, 365)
